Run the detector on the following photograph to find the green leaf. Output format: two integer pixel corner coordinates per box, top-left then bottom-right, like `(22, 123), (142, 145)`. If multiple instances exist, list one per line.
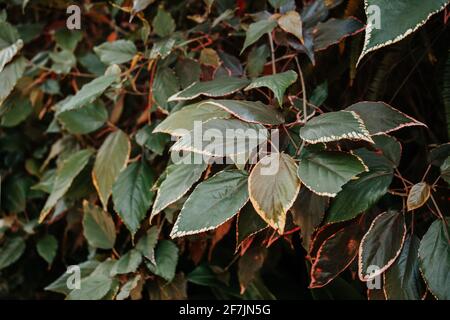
(237, 204), (268, 248)
(278, 11), (303, 42)
(152, 6), (175, 38)
(82, 201), (116, 250)
(298, 150), (368, 197)
(202, 99), (285, 125)
(54, 29), (82, 51)
(440, 156), (450, 184)
(406, 182), (431, 211)
(358, 0), (449, 65)
(418, 218), (450, 300)
(313, 18), (364, 51)
(152, 66), (180, 111)
(358, 211), (406, 281)
(135, 123), (170, 155)
(36, 234), (58, 265)
(170, 170), (249, 238)
(50, 50), (76, 74)
(0, 21), (19, 49)
(372, 135), (402, 168)
(151, 162), (207, 219)
(132, 0), (156, 15)
(116, 274), (142, 300)
(39, 149), (93, 222)
(0, 56), (27, 106)
(241, 19), (277, 54)
(149, 38), (175, 59)
(0, 39), (23, 73)
(57, 100), (108, 134)
(268, 0), (292, 9)
(0, 236), (26, 270)
(110, 249), (143, 276)
(0, 95), (32, 127)
(175, 58), (201, 89)
(249, 153), (300, 233)
(300, 111), (373, 144)
(146, 240), (179, 282)
(112, 160), (154, 236)
(153, 102), (231, 136)
(136, 226), (159, 264)
(171, 119), (267, 158)
(346, 102), (426, 135)
(246, 44), (269, 78)
(93, 130), (130, 210)
(168, 77), (250, 102)
(327, 150), (394, 223)
(245, 70), (298, 105)
(94, 40), (137, 65)
(385, 235), (425, 300)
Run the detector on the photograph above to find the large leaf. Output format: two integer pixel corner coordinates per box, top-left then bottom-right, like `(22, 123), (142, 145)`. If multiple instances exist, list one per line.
(170, 170), (249, 238)
(39, 149), (93, 222)
(0, 56), (27, 106)
(249, 153), (300, 234)
(153, 102), (231, 136)
(151, 162), (207, 219)
(327, 150), (394, 223)
(299, 111), (373, 144)
(0, 236), (26, 270)
(168, 77), (250, 102)
(171, 119), (267, 158)
(94, 40), (137, 65)
(201, 100), (285, 125)
(406, 182), (431, 211)
(245, 70), (298, 105)
(346, 102), (426, 135)
(241, 19), (277, 53)
(358, 0), (449, 65)
(146, 240), (179, 282)
(313, 18), (364, 51)
(82, 201), (116, 250)
(112, 160), (154, 236)
(384, 235), (425, 300)
(93, 130), (130, 210)
(358, 211), (406, 281)
(0, 39), (23, 73)
(297, 150), (368, 197)
(418, 218), (450, 300)
(57, 100), (108, 134)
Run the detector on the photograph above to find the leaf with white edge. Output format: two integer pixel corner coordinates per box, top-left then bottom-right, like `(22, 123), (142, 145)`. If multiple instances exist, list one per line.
(249, 153), (300, 234)
(372, 135), (402, 168)
(153, 102), (231, 137)
(136, 226), (159, 264)
(82, 201), (116, 250)
(146, 240), (179, 282)
(384, 234), (425, 300)
(36, 234), (58, 265)
(358, 0), (449, 66)
(151, 162), (207, 219)
(170, 170), (249, 238)
(0, 236), (26, 270)
(313, 18), (365, 52)
(245, 70), (298, 105)
(418, 218), (450, 300)
(278, 11), (303, 42)
(110, 249), (143, 276)
(57, 100), (108, 134)
(297, 150), (368, 197)
(346, 102), (426, 135)
(39, 149), (93, 222)
(168, 77), (250, 102)
(93, 130), (130, 210)
(0, 56), (27, 106)
(131, 0), (155, 15)
(236, 204), (268, 248)
(94, 40), (137, 65)
(171, 119), (268, 158)
(327, 149), (394, 223)
(407, 182), (431, 211)
(116, 274), (142, 300)
(112, 160), (154, 236)
(56, 73), (119, 113)
(0, 39), (23, 73)
(358, 211), (406, 281)
(241, 19), (277, 54)
(202, 99), (285, 125)
(300, 111), (373, 144)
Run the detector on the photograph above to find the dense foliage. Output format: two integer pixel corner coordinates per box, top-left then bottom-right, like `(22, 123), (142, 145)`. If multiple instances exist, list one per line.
(0, 0), (449, 300)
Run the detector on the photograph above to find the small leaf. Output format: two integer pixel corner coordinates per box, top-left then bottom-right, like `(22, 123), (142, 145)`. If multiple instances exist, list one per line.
(278, 11), (303, 43)
(346, 102), (426, 135)
(249, 153), (300, 233)
(200, 48), (220, 67)
(418, 218), (450, 300)
(300, 111), (373, 144)
(358, 211), (406, 281)
(112, 160), (154, 236)
(0, 39), (23, 73)
(440, 156), (450, 184)
(245, 70), (297, 105)
(54, 29), (82, 52)
(168, 77), (250, 102)
(152, 6), (175, 38)
(313, 18), (364, 51)
(372, 135), (402, 168)
(136, 226), (159, 264)
(116, 274), (142, 300)
(94, 40), (137, 65)
(110, 249), (143, 276)
(145, 240), (179, 282)
(49, 50), (76, 74)
(0, 236), (26, 270)
(246, 44), (270, 78)
(82, 201), (116, 250)
(135, 123), (170, 155)
(241, 19), (277, 54)
(236, 204), (268, 248)
(93, 130), (130, 210)
(36, 234), (58, 265)
(170, 170), (249, 238)
(407, 182), (431, 211)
